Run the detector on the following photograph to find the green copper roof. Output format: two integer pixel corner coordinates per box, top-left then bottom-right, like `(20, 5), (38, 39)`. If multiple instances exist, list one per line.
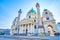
(28, 8), (36, 14)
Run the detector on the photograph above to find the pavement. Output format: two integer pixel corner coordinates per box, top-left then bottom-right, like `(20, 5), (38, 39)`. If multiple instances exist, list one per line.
(0, 35), (60, 40)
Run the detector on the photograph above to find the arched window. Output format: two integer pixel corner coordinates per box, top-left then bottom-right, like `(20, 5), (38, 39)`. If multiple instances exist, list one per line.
(46, 17), (49, 20)
(29, 16), (31, 18)
(34, 20), (36, 22)
(45, 12), (48, 14)
(35, 16), (36, 18)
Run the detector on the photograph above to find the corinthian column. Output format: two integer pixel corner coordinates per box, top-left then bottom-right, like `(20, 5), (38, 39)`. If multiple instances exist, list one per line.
(36, 3), (45, 33)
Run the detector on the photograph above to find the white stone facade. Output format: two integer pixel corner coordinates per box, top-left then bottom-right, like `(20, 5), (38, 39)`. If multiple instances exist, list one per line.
(10, 3), (58, 35)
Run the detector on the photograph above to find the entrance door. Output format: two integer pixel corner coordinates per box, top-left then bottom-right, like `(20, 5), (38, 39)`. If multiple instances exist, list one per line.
(48, 25), (54, 36)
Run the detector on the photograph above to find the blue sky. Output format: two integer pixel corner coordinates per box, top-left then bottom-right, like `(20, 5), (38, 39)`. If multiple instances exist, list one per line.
(0, 0), (60, 29)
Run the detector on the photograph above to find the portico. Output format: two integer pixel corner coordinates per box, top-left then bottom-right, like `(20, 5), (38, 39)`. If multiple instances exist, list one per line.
(19, 19), (36, 35)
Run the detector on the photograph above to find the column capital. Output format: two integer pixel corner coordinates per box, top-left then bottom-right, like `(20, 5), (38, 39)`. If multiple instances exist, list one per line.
(36, 3), (40, 7)
(18, 9), (22, 13)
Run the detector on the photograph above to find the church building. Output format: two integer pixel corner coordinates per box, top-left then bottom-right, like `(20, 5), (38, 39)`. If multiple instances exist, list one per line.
(10, 3), (58, 36)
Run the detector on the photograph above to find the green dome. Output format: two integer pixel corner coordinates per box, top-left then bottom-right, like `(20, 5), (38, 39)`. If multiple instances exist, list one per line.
(28, 8), (36, 14)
